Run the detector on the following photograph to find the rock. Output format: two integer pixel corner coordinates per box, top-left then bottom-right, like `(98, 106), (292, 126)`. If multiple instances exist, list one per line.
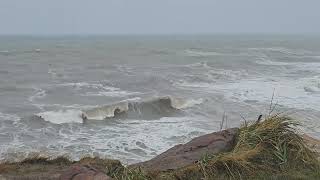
(59, 165), (112, 180)
(132, 128), (239, 172)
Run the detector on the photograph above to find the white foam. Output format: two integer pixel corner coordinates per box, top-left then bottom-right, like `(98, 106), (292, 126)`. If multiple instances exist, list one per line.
(0, 50), (9, 54)
(174, 69), (247, 88)
(213, 77), (320, 111)
(28, 88), (46, 102)
(48, 69), (58, 78)
(171, 97), (204, 109)
(32, 103), (97, 110)
(175, 81), (212, 88)
(57, 82), (111, 90)
(303, 76), (320, 93)
(0, 112), (20, 121)
(255, 59), (292, 66)
(184, 49), (222, 57)
(37, 109), (83, 124)
(255, 56), (320, 75)
(208, 69), (248, 80)
(83, 116), (210, 164)
(186, 62), (212, 69)
(296, 62), (320, 73)
(57, 82), (139, 97)
(175, 69), (320, 111)
(82, 91), (140, 97)
(304, 86), (320, 93)
(249, 47), (311, 56)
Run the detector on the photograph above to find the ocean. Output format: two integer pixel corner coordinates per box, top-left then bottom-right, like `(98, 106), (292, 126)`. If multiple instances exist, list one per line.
(0, 35), (319, 164)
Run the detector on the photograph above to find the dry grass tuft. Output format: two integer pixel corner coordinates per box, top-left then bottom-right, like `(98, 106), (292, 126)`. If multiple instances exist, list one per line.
(198, 114), (319, 179)
(20, 155), (72, 165)
(112, 167), (150, 180)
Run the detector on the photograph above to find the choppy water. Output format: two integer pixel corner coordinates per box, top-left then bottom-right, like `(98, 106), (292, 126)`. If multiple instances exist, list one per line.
(0, 35), (320, 164)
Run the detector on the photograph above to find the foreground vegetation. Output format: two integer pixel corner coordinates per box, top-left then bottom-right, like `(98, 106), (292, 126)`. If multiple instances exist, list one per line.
(0, 115), (319, 179)
(195, 115), (320, 180)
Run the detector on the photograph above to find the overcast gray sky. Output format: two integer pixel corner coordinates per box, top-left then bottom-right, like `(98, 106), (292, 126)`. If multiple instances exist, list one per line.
(1, 0), (319, 35)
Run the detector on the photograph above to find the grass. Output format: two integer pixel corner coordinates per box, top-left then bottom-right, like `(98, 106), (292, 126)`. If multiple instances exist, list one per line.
(196, 114), (320, 179)
(112, 167), (150, 180)
(20, 155), (72, 165)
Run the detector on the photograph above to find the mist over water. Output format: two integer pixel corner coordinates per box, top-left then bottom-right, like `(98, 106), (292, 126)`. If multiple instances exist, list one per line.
(0, 35), (320, 164)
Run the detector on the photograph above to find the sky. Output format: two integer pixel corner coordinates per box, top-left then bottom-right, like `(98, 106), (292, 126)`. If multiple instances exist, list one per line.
(0, 0), (319, 35)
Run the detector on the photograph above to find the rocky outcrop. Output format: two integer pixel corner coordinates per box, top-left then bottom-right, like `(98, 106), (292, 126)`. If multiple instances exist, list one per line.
(59, 165), (112, 180)
(132, 128), (239, 172)
(0, 157), (121, 180)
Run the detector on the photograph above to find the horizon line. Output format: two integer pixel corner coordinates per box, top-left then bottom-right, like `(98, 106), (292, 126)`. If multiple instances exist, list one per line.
(0, 32), (320, 37)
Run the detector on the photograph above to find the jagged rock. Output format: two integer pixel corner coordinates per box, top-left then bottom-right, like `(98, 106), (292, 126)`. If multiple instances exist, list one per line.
(59, 165), (112, 180)
(132, 128), (239, 172)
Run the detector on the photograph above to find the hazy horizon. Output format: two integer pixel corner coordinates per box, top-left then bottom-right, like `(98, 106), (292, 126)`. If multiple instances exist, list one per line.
(1, 32), (320, 36)
(1, 0), (319, 35)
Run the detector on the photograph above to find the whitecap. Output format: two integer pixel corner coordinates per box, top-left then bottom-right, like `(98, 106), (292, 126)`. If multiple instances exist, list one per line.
(185, 62), (212, 69)
(304, 86), (320, 93)
(249, 47), (311, 56)
(0, 50), (10, 55)
(57, 82), (108, 89)
(81, 91), (140, 97)
(28, 88), (46, 102)
(171, 98), (204, 109)
(37, 109), (83, 124)
(303, 77), (320, 93)
(255, 59), (292, 66)
(0, 112), (20, 121)
(184, 49), (222, 57)
(213, 77), (320, 111)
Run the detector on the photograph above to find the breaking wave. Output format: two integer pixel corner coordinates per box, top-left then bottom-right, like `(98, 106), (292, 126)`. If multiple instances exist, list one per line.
(303, 77), (320, 93)
(37, 109), (83, 124)
(82, 96), (203, 121)
(36, 96), (203, 124)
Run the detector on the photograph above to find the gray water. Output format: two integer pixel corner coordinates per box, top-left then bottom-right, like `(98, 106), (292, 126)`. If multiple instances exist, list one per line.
(0, 35), (320, 164)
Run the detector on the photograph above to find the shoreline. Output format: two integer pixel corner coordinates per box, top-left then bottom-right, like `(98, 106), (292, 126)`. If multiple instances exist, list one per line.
(0, 115), (319, 180)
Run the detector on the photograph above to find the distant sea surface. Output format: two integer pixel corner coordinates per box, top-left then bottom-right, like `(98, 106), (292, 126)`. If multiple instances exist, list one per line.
(0, 35), (319, 164)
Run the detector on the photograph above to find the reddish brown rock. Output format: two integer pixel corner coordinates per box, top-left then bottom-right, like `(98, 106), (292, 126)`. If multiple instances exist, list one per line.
(132, 128), (239, 172)
(59, 165), (112, 180)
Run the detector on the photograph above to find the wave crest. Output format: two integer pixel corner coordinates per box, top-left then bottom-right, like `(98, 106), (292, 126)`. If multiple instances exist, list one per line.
(82, 96), (202, 121)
